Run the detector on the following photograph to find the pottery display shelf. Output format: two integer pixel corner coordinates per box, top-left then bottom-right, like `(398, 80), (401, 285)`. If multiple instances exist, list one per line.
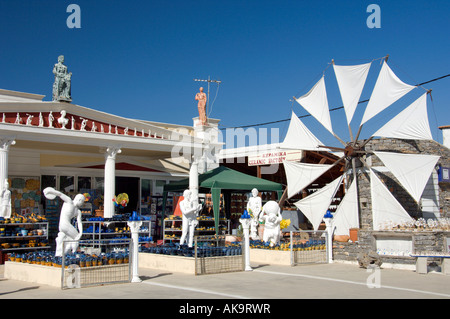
(0, 222), (50, 263)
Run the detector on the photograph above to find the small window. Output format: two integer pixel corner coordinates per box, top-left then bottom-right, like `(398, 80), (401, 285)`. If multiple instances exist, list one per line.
(77, 176), (91, 190)
(60, 176), (74, 193)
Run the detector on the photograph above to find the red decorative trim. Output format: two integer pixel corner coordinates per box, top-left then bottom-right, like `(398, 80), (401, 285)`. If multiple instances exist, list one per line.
(0, 111), (165, 138)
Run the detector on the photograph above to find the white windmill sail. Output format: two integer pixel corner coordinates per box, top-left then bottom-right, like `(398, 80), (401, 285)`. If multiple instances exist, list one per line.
(283, 160), (333, 199)
(294, 76), (334, 134)
(370, 169), (414, 230)
(294, 175), (343, 231)
(333, 62), (371, 125)
(373, 93), (433, 140)
(361, 61), (415, 125)
(332, 177), (359, 236)
(374, 151), (440, 203)
(280, 111), (330, 151)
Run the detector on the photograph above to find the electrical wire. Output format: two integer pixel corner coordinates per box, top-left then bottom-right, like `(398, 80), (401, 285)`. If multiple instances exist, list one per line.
(219, 73), (450, 130)
(208, 82), (220, 117)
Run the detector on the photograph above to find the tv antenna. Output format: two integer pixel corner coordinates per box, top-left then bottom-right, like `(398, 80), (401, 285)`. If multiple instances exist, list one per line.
(194, 76), (221, 118)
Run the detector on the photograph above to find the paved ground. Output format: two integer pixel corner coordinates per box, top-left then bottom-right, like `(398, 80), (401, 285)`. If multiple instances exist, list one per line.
(1, 262), (449, 302)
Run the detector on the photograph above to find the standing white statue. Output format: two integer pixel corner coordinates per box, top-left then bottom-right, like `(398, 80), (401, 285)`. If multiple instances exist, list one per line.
(43, 187), (84, 256)
(39, 113), (44, 127)
(0, 179), (12, 218)
(179, 189), (202, 247)
(14, 113), (22, 125)
(259, 200), (282, 247)
(246, 188), (262, 240)
(48, 111), (54, 128)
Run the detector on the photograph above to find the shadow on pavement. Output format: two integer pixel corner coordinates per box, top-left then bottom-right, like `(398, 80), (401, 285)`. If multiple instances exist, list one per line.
(140, 273), (173, 281)
(0, 285), (40, 296)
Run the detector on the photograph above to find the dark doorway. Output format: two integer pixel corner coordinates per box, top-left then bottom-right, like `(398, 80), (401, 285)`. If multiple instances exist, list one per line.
(115, 177), (139, 214)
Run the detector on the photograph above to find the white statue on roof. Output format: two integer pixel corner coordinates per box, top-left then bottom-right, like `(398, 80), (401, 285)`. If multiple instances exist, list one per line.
(58, 110), (69, 129)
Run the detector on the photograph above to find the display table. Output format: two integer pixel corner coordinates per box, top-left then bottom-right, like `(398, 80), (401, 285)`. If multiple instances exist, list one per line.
(410, 254), (450, 275)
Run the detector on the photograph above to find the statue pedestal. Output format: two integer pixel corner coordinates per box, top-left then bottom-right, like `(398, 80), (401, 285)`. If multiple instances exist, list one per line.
(192, 117), (220, 143)
(55, 97), (72, 103)
(194, 122), (209, 141)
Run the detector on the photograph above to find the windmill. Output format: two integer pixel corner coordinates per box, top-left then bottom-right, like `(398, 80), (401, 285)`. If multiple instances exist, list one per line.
(279, 55), (440, 235)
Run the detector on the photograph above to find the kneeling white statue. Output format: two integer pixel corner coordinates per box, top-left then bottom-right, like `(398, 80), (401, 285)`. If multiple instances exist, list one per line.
(43, 187), (84, 256)
(259, 200), (282, 247)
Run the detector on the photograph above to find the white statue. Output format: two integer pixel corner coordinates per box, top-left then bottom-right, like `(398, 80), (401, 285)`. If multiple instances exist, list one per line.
(58, 110), (69, 129)
(0, 179), (11, 218)
(14, 113), (22, 125)
(39, 113), (44, 127)
(259, 200), (282, 247)
(91, 121), (97, 132)
(26, 114), (34, 126)
(71, 116), (75, 130)
(247, 188), (262, 240)
(80, 118), (87, 131)
(179, 189), (202, 247)
(43, 187), (84, 256)
(48, 111), (54, 128)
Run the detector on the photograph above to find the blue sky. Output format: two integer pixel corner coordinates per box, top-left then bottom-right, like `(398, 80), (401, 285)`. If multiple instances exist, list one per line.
(0, 0), (449, 148)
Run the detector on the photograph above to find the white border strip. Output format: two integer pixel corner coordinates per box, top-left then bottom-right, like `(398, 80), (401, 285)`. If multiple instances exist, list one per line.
(142, 281), (250, 299)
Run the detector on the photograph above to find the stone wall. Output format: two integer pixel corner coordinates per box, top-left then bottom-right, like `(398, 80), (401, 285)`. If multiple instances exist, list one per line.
(413, 231), (449, 253)
(333, 230), (450, 267)
(333, 137), (450, 265)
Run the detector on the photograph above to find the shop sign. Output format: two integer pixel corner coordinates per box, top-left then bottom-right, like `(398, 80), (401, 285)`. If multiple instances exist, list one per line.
(248, 150), (302, 166)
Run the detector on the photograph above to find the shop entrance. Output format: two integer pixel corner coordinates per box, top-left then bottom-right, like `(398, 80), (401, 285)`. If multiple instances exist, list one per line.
(115, 177), (139, 214)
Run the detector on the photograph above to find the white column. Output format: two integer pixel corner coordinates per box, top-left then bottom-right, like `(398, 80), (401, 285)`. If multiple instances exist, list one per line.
(127, 219), (143, 282)
(0, 138), (16, 187)
(104, 147), (121, 218)
(189, 159), (199, 199)
(239, 216), (253, 271)
(324, 217), (333, 264)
